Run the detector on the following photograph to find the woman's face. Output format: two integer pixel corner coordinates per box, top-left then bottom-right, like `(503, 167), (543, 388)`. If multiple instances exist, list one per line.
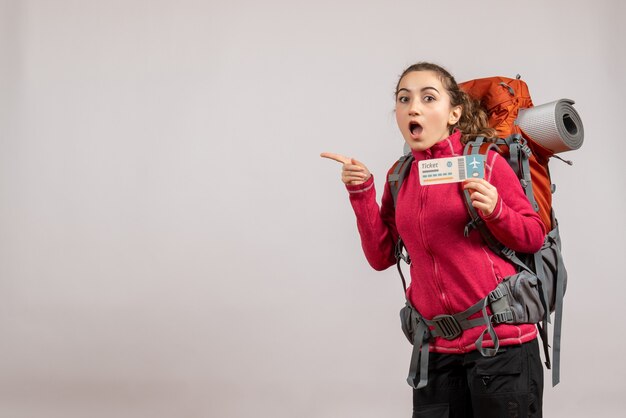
(395, 70), (462, 151)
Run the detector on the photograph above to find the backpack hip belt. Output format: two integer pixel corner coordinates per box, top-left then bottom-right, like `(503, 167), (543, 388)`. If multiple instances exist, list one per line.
(401, 273), (528, 389)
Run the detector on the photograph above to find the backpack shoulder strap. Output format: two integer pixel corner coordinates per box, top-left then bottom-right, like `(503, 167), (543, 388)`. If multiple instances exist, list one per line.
(461, 137), (502, 249)
(504, 134), (540, 212)
(461, 137), (532, 272)
(387, 153), (415, 295)
(388, 153), (414, 207)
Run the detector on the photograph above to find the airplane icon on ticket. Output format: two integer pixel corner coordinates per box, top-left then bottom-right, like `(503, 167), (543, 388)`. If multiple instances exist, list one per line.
(418, 155), (485, 185)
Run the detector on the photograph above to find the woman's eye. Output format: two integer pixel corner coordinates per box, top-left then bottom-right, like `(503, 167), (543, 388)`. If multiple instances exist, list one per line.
(398, 96), (409, 103)
(424, 95), (435, 102)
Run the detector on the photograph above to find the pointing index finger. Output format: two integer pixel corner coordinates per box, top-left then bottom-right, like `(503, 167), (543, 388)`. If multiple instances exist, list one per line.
(320, 152), (350, 165)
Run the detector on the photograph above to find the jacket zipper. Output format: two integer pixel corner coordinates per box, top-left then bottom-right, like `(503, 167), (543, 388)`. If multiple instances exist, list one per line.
(417, 171), (453, 315)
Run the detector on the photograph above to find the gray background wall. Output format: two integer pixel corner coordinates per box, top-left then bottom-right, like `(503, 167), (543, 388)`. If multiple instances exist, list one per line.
(0, 0), (624, 417)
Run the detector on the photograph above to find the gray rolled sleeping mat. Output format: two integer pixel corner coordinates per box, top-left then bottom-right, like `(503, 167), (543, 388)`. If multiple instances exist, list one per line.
(515, 99), (584, 154)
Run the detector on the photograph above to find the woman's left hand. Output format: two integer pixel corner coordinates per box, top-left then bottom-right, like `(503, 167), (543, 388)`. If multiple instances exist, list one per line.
(463, 178), (498, 216)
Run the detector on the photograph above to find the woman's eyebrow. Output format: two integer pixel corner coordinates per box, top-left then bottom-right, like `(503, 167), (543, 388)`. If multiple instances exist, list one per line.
(396, 86), (440, 95)
(421, 86), (440, 93)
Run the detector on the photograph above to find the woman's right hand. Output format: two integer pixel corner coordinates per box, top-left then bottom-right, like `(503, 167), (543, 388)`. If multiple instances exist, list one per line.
(320, 152), (372, 186)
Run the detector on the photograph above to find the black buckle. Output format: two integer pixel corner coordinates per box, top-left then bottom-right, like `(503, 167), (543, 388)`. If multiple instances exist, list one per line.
(489, 287), (505, 302)
(501, 247), (515, 259)
(431, 314), (462, 340)
(492, 310), (514, 324)
(464, 219), (476, 237)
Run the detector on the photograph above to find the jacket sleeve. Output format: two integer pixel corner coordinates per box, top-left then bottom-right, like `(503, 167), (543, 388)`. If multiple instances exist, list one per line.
(345, 175), (398, 271)
(479, 151), (546, 254)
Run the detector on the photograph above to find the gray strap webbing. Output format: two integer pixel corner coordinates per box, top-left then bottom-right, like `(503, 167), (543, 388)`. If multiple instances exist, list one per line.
(534, 248), (552, 373)
(407, 317), (431, 389)
(551, 218), (566, 387)
(474, 296), (500, 357)
(462, 138), (491, 238)
(389, 154), (414, 206)
(520, 151), (539, 212)
(499, 247), (533, 274)
(395, 243), (409, 293)
(507, 134), (540, 212)
(534, 247), (552, 374)
(509, 140), (521, 175)
(503, 135), (521, 177)
(534, 250), (550, 326)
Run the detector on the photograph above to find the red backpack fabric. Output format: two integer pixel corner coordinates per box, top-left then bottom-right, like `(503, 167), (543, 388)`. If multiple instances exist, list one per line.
(459, 76), (553, 230)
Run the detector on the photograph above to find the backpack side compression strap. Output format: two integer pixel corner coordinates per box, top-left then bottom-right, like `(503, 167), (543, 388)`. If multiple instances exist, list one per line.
(505, 134), (540, 212)
(548, 211), (567, 386)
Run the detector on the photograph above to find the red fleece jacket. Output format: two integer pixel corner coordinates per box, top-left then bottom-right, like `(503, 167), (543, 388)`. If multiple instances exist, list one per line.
(346, 130), (546, 354)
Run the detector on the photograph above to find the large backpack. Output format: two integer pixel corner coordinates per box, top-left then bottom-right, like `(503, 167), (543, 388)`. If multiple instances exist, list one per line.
(389, 76), (582, 389)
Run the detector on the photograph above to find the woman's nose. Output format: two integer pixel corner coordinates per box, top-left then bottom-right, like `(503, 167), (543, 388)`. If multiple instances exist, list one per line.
(409, 103), (421, 116)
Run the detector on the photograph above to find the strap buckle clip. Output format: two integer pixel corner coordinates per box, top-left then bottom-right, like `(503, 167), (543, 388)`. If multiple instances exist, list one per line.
(492, 310), (514, 324)
(501, 247), (516, 260)
(431, 314), (462, 340)
(488, 287), (505, 302)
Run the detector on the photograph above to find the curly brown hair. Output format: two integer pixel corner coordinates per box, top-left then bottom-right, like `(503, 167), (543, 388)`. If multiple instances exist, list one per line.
(395, 62), (496, 144)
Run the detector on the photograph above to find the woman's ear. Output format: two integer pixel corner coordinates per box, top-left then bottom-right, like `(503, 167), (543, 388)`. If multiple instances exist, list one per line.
(449, 105), (462, 125)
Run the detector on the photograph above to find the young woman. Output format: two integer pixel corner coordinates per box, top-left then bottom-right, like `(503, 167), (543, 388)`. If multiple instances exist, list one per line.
(321, 62), (546, 417)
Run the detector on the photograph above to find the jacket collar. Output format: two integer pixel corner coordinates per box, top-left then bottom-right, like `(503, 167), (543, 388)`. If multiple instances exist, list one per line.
(411, 129), (463, 160)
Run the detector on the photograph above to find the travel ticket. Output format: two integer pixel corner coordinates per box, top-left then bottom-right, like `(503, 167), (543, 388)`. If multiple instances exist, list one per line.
(418, 155), (485, 186)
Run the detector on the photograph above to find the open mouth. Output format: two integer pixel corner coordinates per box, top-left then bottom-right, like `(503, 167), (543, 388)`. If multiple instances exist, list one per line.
(409, 121), (423, 138)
